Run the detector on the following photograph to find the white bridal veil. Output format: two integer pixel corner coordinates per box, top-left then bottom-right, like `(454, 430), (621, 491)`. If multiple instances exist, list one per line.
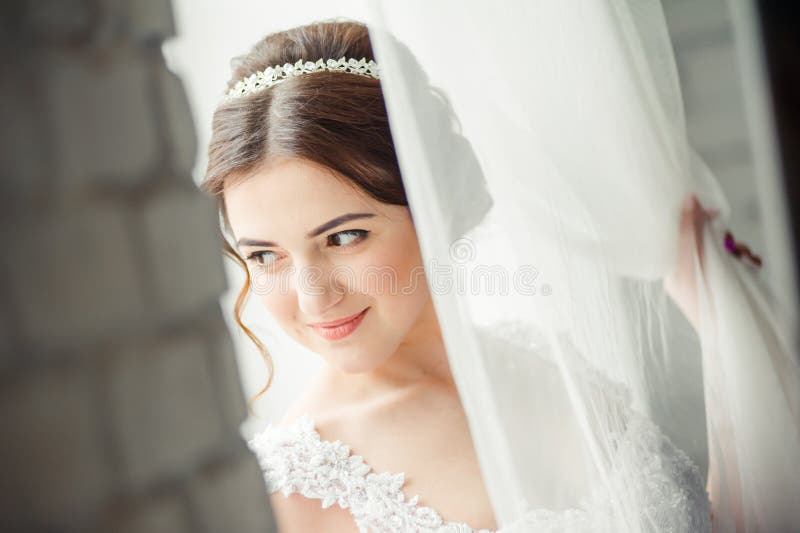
(363, 0), (800, 531)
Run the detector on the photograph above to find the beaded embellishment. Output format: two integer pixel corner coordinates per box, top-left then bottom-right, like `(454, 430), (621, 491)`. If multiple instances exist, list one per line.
(226, 57), (381, 100)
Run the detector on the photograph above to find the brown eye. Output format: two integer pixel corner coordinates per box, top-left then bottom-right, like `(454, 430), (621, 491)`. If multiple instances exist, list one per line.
(328, 229), (369, 247)
(245, 250), (278, 266)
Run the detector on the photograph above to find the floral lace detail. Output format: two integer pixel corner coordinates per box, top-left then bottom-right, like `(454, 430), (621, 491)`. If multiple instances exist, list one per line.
(248, 409), (710, 533)
(606, 413), (712, 533)
(500, 413), (712, 532)
(247, 415), (494, 533)
(478, 321), (712, 532)
(248, 411), (709, 533)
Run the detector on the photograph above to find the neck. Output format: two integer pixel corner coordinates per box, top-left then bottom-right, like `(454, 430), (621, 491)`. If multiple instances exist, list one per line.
(381, 296), (455, 388)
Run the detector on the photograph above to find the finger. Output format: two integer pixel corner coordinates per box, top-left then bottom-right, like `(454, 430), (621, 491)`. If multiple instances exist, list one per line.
(692, 197), (707, 230)
(682, 193), (697, 211)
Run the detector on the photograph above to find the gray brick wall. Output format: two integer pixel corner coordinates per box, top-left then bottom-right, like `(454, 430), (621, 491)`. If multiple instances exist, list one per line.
(0, 1), (276, 532)
(663, 0), (765, 257)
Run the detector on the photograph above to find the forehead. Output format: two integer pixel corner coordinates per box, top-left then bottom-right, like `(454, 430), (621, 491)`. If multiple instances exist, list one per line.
(223, 158), (383, 241)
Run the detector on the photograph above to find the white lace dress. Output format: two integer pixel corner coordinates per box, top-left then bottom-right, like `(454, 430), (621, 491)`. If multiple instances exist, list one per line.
(247, 327), (712, 533)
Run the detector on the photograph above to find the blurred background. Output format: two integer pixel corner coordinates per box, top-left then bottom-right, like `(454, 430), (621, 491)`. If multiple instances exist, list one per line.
(0, 0), (797, 532)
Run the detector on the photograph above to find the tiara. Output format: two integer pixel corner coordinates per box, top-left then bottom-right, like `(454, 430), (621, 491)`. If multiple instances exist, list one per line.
(225, 57), (381, 100)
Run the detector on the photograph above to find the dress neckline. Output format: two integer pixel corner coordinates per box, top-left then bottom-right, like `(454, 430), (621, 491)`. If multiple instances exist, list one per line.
(248, 414), (496, 533)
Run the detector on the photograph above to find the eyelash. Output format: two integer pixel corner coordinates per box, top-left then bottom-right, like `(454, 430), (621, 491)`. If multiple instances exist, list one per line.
(245, 229), (370, 266)
(327, 229), (370, 247)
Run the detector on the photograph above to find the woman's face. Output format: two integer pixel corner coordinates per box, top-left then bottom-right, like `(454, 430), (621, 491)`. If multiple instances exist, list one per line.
(224, 157), (432, 373)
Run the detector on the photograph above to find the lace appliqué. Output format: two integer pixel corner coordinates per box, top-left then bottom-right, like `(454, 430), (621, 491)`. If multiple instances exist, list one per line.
(506, 414), (712, 532)
(479, 321), (712, 532)
(606, 413), (712, 533)
(248, 410), (710, 533)
(247, 415), (493, 533)
(245, 320), (712, 533)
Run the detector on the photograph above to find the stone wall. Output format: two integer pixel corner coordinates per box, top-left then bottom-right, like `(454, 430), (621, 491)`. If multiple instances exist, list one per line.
(0, 1), (276, 532)
(664, 0), (764, 254)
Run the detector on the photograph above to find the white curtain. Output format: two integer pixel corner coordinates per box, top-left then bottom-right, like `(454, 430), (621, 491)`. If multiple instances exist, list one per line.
(364, 0), (800, 531)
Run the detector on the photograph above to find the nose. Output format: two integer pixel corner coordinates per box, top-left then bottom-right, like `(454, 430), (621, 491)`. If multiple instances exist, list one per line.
(292, 259), (346, 320)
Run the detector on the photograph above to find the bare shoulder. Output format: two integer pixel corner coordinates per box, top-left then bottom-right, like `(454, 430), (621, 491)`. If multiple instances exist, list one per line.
(265, 371), (362, 532)
(268, 491), (358, 533)
(267, 375), (497, 531)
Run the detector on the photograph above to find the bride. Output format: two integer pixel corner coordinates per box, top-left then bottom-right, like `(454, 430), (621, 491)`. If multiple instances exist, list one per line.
(199, 12), (800, 533)
(203, 21), (499, 530)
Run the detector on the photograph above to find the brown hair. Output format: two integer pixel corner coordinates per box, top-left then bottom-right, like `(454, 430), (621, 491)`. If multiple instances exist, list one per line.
(200, 20), (408, 410)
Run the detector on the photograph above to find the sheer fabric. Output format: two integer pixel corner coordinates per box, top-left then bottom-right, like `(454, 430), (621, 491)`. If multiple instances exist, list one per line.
(362, 0), (800, 531)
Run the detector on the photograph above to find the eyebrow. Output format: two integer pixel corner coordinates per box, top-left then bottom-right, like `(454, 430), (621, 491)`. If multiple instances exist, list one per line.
(236, 212), (376, 248)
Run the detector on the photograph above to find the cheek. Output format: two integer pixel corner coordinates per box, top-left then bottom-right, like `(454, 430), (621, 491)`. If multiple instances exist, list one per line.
(354, 233), (429, 320)
(251, 274), (299, 333)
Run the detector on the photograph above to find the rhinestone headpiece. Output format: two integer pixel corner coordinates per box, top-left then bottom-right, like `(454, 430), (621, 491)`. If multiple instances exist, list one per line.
(225, 57), (381, 100)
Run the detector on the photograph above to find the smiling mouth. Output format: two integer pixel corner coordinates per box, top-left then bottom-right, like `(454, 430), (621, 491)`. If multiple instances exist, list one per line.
(308, 307), (369, 341)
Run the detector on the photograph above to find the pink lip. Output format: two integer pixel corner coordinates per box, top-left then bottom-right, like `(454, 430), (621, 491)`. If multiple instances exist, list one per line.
(309, 308), (369, 340)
